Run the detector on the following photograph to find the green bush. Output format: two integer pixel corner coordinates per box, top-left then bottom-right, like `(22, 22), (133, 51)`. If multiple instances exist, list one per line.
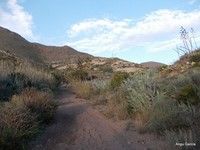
(168, 70), (200, 105)
(110, 72), (129, 89)
(176, 84), (199, 105)
(0, 100), (39, 150)
(123, 70), (159, 116)
(0, 73), (30, 101)
(145, 97), (193, 133)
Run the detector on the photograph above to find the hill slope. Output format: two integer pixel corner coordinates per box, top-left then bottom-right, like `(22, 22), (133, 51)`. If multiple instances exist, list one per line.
(0, 26), (92, 65)
(141, 61), (165, 68)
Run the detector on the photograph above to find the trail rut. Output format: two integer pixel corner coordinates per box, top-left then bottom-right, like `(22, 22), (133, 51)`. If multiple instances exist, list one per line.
(29, 88), (167, 150)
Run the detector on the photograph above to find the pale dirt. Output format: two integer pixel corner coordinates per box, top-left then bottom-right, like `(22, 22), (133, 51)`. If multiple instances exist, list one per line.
(29, 88), (169, 150)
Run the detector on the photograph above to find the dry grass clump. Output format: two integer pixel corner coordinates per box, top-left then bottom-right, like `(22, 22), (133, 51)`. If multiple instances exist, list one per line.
(15, 63), (56, 90)
(0, 54), (59, 149)
(0, 58), (58, 101)
(0, 100), (39, 150)
(12, 88), (57, 124)
(105, 88), (129, 120)
(0, 88), (57, 149)
(71, 81), (93, 99)
(71, 79), (109, 100)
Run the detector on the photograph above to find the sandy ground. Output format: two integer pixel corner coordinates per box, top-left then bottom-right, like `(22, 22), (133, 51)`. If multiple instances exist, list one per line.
(29, 88), (168, 150)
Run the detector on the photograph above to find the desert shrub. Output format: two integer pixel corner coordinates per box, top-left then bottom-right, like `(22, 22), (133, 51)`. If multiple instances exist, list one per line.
(0, 73), (30, 101)
(0, 100), (39, 150)
(15, 63), (56, 90)
(71, 79), (109, 105)
(164, 105), (200, 149)
(158, 64), (168, 71)
(123, 70), (159, 116)
(0, 59), (57, 101)
(72, 81), (93, 99)
(90, 80), (109, 95)
(165, 129), (197, 149)
(145, 94), (193, 133)
(110, 72), (129, 89)
(8, 73), (30, 93)
(11, 89), (57, 124)
(0, 60), (15, 80)
(176, 84), (199, 105)
(168, 70), (200, 105)
(67, 69), (89, 81)
(189, 51), (200, 62)
(51, 69), (65, 87)
(99, 65), (113, 73)
(106, 87), (129, 120)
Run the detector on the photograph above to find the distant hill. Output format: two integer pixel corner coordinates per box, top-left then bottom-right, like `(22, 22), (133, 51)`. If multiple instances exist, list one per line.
(0, 26), (92, 65)
(141, 61), (166, 68)
(0, 26), (144, 73)
(0, 27), (44, 64)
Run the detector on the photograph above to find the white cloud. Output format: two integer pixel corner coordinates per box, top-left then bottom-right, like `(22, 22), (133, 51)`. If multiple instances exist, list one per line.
(0, 0), (34, 39)
(67, 9), (200, 54)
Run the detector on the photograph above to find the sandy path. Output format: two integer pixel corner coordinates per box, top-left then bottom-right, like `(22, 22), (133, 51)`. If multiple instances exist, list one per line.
(29, 88), (167, 150)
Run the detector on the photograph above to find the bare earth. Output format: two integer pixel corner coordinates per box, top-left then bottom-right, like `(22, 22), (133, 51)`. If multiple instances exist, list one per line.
(29, 88), (168, 150)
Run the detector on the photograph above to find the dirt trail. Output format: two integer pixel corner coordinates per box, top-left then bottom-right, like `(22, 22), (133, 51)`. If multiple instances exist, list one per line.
(29, 88), (167, 150)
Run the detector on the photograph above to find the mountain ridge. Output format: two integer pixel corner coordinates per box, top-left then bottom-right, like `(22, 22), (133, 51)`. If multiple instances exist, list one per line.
(0, 26), (164, 71)
(0, 26), (92, 65)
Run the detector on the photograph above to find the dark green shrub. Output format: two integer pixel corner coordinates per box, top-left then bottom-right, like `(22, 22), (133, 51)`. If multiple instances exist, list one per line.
(168, 70), (200, 105)
(0, 100), (39, 150)
(8, 73), (31, 94)
(0, 73), (30, 101)
(110, 72), (129, 89)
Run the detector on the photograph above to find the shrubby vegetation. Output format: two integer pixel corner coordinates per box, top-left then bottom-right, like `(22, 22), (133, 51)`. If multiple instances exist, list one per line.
(0, 59), (58, 101)
(0, 57), (59, 149)
(70, 50), (200, 148)
(110, 72), (129, 90)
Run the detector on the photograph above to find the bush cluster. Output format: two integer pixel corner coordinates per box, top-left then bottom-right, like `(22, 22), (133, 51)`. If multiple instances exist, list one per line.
(189, 50), (200, 63)
(110, 72), (129, 89)
(0, 59), (58, 101)
(0, 57), (59, 149)
(0, 88), (57, 149)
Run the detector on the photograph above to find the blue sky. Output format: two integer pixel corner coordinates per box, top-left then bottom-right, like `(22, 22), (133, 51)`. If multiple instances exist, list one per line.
(0, 0), (200, 64)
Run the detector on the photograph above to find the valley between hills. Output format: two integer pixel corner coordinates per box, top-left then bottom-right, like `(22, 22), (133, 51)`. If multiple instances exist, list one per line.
(0, 26), (200, 150)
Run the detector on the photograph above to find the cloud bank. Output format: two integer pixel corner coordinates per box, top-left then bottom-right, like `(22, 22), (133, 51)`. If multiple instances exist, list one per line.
(0, 0), (34, 39)
(67, 9), (200, 54)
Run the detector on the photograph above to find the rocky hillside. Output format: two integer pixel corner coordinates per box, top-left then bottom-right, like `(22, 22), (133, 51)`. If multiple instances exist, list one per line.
(159, 49), (200, 77)
(0, 26), (92, 65)
(0, 26), (145, 73)
(141, 61), (166, 68)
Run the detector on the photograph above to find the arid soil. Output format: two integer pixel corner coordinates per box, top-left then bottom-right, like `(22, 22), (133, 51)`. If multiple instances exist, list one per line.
(29, 88), (168, 150)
